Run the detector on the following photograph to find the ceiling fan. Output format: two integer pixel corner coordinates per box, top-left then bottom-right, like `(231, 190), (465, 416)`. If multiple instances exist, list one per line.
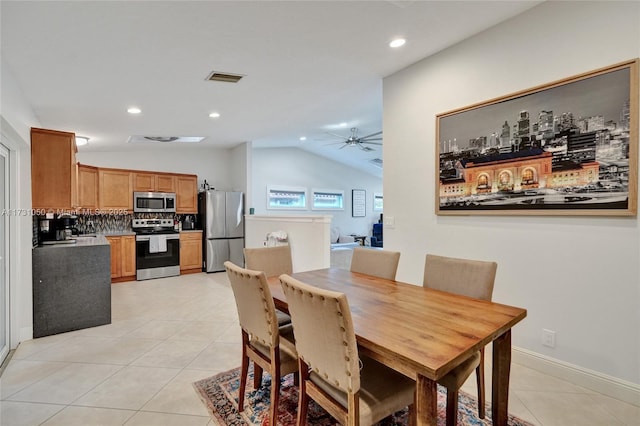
(326, 127), (383, 151)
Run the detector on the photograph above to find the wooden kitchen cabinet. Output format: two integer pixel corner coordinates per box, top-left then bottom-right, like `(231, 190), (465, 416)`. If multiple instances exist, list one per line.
(121, 236), (136, 277)
(132, 172), (176, 193)
(31, 127), (78, 210)
(180, 231), (202, 273)
(156, 174), (176, 192)
(176, 174), (198, 213)
(99, 168), (133, 211)
(77, 164), (99, 210)
(106, 236), (122, 279)
(106, 235), (136, 282)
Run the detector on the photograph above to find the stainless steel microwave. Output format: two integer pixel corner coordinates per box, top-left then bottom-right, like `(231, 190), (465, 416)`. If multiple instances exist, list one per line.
(133, 192), (176, 213)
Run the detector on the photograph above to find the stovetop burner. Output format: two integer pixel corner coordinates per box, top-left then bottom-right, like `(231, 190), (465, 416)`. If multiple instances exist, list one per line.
(132, 218), (178, 235)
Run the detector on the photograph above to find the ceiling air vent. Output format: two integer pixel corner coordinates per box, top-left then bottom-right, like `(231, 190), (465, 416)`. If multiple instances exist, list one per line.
(128, 136), (205, 144)
(369, 158), (383, 168)
(206, 71), (244, 83)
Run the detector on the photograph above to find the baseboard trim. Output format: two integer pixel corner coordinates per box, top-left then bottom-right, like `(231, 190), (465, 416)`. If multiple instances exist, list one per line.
(513, 347), (640, 407)
(19, 326), (33, 343)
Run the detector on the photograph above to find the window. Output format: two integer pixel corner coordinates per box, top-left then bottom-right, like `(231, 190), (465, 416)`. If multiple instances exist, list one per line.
(267, 186), (307, 210)
(312, 189), (344, 210)
(373, 193), (383, 211)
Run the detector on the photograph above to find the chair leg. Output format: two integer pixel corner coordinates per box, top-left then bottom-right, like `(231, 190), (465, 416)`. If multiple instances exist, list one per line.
(297, 360), (310, 426)
(238, 333), (250, 412)
(253, 364), (264, 389)
(269, 376), (279, 426)
(407, 403), (417, 426)
(238, 356), (249, 411)
(268, 350), (282, 426)
(446, 390), (458, 426)
(476, 347), (486, 419)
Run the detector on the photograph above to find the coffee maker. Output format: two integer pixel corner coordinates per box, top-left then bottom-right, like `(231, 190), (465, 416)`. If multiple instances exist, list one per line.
(39, 214), (79, 243)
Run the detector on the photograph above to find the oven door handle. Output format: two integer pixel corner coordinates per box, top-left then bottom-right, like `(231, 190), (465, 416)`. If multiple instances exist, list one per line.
(136, 234), (180, 242)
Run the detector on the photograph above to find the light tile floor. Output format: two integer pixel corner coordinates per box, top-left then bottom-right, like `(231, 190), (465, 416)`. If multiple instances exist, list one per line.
(1, 272), (638, 425)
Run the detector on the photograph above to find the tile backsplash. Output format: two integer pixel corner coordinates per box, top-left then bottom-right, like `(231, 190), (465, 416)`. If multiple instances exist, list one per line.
(33, 212), (188, 245)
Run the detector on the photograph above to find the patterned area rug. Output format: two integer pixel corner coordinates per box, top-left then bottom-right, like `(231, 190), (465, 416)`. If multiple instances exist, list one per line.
(193, 366), (535, 425)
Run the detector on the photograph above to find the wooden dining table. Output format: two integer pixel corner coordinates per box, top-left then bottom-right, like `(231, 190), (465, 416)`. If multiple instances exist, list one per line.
(267, 268), (527, 426)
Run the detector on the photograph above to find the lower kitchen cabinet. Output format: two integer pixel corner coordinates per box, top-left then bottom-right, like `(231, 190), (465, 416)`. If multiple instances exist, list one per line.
(180, 231), (202, 273)
(106, 235), (136, 282)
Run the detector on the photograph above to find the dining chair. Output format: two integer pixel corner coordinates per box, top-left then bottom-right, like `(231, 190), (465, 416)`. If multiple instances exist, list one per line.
(350, 247), (401, 280)
(423, 253), (497, 424)
(244, 245), (293, 278)
(243, 245), (293, 326)
(224, 261), (298, 426)
(279, 274), (416, 426)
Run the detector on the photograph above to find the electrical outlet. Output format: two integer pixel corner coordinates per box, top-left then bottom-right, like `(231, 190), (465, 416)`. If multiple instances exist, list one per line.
(384, 215), (395, 228)
(542, 329), (556, 348)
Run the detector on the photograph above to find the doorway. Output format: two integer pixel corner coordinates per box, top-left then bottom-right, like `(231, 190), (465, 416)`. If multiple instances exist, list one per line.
(0, 143), (9, 365)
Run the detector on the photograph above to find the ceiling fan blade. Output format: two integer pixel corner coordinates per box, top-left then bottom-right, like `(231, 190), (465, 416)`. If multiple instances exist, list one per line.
(361, 141), (383, 146)
(360, 137), (382, 142)
(338, 143), (350, 149)
(358, 144), (376, 151)
(325, 131), (348, 139)
(359, 131), (382, 140)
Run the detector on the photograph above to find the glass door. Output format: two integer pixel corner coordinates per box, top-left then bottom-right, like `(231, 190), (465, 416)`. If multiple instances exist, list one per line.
(0, 143), (9, 365)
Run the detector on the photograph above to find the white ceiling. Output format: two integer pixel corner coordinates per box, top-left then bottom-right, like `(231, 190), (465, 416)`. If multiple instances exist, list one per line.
(1, 1), (541, 177)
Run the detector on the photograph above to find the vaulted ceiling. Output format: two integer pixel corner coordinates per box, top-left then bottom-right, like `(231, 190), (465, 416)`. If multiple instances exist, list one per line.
(1, 1), (541, 177)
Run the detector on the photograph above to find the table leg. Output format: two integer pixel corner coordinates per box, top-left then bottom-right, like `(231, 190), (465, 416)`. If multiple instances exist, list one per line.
(492, 329), (512, 426)
(415, 375), (437, 426)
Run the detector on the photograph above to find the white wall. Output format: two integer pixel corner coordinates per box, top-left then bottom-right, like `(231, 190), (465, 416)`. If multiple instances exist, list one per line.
(78, 147), (233, 192)
(251, 147), (382, 238)
(384, 1), (640, 386)
(1, 57), (41, 344)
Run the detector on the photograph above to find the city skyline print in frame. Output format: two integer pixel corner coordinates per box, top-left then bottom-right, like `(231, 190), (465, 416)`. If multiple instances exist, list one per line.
(436, 59), (638, 216)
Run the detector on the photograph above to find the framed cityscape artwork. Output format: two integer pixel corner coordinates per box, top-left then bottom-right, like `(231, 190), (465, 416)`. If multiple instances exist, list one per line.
(436, 59), (638, 216)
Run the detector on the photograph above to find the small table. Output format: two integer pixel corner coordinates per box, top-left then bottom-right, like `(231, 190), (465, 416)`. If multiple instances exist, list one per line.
(350, 235), (367, 246)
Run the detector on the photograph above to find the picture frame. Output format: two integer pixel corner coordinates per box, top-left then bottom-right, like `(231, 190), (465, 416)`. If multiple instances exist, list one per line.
(436, 59), (638, 216)
(352, 189), (366, 217)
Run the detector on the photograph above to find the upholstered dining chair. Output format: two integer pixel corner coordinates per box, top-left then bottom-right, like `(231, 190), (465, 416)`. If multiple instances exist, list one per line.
(350, 247), (401, 280)
(243, 245), (293, 326)
(423, 253), (498, 425)
(224, 261), (298, 426)
(279, 274), (416, 426)
(244, 245), (293, 278)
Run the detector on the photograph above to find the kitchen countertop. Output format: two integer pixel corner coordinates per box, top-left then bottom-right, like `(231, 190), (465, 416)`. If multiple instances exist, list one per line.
(100, 231), (136, 236)
(37, 235), (110, 248)
(180, 229), (202, 233)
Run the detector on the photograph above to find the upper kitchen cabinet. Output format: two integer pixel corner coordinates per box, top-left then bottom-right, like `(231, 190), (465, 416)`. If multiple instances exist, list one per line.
(31, 128), (78, 210)
(77, 164), (99, 210)
(99, 168), (132, 211)
(176, 174), (198, 213)
(133, 172), (176, 193)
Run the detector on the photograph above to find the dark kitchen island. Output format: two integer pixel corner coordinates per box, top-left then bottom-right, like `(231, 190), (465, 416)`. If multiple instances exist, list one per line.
(32, 236), (112, 338)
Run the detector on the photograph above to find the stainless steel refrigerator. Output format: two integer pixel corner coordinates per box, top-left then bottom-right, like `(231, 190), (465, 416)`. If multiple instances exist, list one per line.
(198, 190), (244, 272)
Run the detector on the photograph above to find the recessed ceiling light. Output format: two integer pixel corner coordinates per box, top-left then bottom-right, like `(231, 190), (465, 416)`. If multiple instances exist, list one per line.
(299, 136), (307, 141)
(75, 136), (89, 146)
(389, 38), (406, 48)
(209, 112), (221, 118)
(127, 107), (142, 114)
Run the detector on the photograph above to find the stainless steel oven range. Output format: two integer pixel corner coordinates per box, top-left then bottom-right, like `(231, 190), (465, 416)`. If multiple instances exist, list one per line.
(132, 218), (180, 280)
